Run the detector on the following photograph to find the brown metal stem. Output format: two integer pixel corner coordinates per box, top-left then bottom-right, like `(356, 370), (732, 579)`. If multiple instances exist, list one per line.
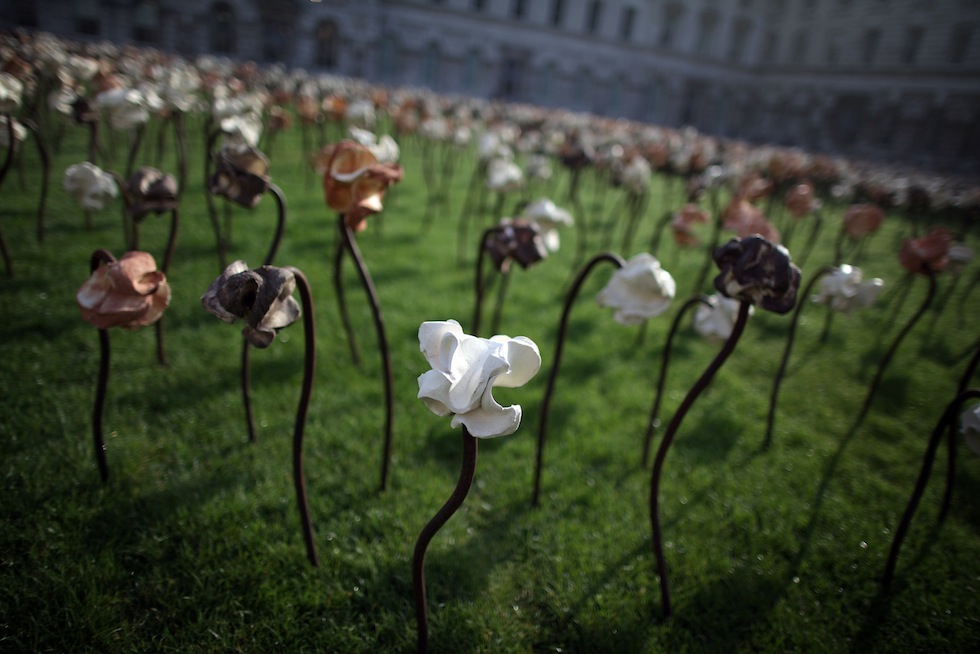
(650, 300), (751, 618)
(532, 252), (626, 507)
(88, 249), (117, 483)
(412, 428), (478, 653)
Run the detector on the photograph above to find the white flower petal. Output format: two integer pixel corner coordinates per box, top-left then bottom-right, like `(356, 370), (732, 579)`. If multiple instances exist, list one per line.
(446, 336), (509, 414)
(451, 384), (522, 438)
(419, 319), (464, 371)
(417, 370), (453, 417)
(489, 335), (542, 388)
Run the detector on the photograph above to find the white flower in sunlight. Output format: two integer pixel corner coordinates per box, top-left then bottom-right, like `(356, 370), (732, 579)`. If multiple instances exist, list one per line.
(620, 155), (652, 195)
(486, 158), (524, 192)
(597, 253), (676, 326)
(694, 294), (752, 342)
(63, 162), (119, 211)
(810, 265), (884, 315)
(417, 319), (541, 438)
(345, 99), (376, 129)
(519, 198), (573, 253)
(95, 87), (149, 130)
(348, 126), (400, 163)
(524, 153), (553, 182)
(961, 404), (980, 455)
(221, 113), (263, 147)
(0, 73), (23, 113)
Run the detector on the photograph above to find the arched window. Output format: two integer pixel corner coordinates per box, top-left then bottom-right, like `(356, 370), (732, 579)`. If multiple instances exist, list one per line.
(132, 0), (159, 44)
(210, 2), (236, 55)
(315, 20), (339, 68)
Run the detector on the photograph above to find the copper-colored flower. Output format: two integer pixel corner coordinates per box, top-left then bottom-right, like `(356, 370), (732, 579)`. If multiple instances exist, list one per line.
(267, 105), (293, 132)
(785, 181), (817, 218)
(77, 251), (171, 329)
(736, 173), (774, 202)
(712, 235), (801, 314)
(898, 227), (952, 275)
(209, 144), (270, 208)
(842, 203), (884, 240)
(671, 203), (710, 247)
(722, 198), (781, 243)
(127, 167), (179, 219)
(319, 140), (404, 232)
(485, 219), (548, 273)
(201, 260), (301, 348)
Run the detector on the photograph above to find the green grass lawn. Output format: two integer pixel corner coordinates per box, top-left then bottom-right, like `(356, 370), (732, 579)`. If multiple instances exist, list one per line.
(1, 115), (978, 653)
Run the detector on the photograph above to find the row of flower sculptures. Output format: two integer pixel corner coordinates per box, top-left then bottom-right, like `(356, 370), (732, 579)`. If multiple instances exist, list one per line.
(71, 145), (977, 650)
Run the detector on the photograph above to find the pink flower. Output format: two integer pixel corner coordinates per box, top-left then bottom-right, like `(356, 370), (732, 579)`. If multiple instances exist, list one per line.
(77, 251), (170, 329)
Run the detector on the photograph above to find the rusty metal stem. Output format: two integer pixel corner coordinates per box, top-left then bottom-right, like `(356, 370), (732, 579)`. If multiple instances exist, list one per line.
(88, 249), (116, 483)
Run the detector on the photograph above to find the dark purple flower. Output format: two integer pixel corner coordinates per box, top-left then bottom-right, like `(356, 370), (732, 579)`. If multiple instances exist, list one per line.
(485, 219), (548, 273)
(127, 167), (179, 219)
(712, 235), (801, 314)
(209, 144), (271, 208)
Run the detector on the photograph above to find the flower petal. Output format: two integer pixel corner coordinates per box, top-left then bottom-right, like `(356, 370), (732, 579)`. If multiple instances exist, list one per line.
(451, 383), (522, 438)
(446, 335), (509, 414)
(489, 335), (542, 388)
(417, 370), (453, 417)
(419, 319), (464, 371)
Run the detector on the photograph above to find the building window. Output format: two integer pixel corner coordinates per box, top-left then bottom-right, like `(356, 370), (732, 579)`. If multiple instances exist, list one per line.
(761, 28), (779, 61)
(315, 20), (339, 69)
(729, 18), (751, 63)
(949, 24), (973, 64)
(74, 0), (100, 36)
(512, 0), (527, 20)
(620, 6), (635, 41)
(473, 0), (487, 12)
(210, 2), (236, 55)
(586, 1), (603, 35)
(696, 10), (718, 56)
(660, 5), (684, 48)
(902, 26), (924, 65)
(861, 28), (880, 64)
(551, 0), (565, 27)
(791, 30), (808, 64)
(132, 0), (158, 44)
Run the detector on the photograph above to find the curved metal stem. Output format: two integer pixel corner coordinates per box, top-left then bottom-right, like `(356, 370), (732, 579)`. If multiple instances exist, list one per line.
(532, 252), (626, 507)
(412, 428), (478, 653)
(0, 114), (16, 277)
(264, 183), (287, 267)
(340, 216), (395, 491)
(642, 295), (713, 467)
(882, 389), (980, 589)
(333, 225), (362, 367)
(650, 300), (751, 618)
(939, 340), (980, 522)
(20, 119), (49, 243)
(764, 266), (836, 449)
(88, 249), (116, 483)
(286, 267), (319, 567)
(472, 226), (497, 337)
(853, 270), (937, 430)
(204, 128), (227, 270)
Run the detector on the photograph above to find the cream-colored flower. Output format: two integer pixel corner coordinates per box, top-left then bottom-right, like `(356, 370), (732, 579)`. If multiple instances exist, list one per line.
(694, 294), (752, 342)
(519, 198), (573, 253)
(0, 72), (23, 113)
(961, 404), (980, 456)
(597, 253), (675, 325)
(63, 162), (119, 211)
(417, 320), (541, 438)
(811, 265), (884, 315)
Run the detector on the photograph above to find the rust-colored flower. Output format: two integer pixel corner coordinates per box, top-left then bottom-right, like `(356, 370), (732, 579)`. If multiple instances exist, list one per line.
(77, 251), (171, 329)
(736, 173), (774, 202)
(712, 235), (801, 314)
(319, 140), (404, 232)
(209, 144), (270, 208)
(671, 203), (710, 247)
(722, 198), (781, 243)
(842, 203), (884, 240)
(785, 181), (818, 218)
(898, 227), (952, 275)
(127, 167), (179, 219)
(485, 219), (548, 273)
(201, 260), (301, 348)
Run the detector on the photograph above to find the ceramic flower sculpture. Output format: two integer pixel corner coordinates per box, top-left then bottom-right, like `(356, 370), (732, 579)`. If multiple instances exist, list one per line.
(412, 320), (540, 652)
(650, 235), (800, 618)
(596, 253), (676, 326)
(63, 162), (119, 212)
(77, 250), (170, 483)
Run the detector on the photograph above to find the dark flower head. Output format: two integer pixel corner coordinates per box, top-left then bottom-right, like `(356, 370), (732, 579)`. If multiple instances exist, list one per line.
(127, 167), (179, 219)
(71, 95), (98, 125)
(898, 227), (952, 275)
(485, 219), (548, 273)
(201, 261), (300, 348)
(712, 235), (802, 314)
(209, 143), (270, 208)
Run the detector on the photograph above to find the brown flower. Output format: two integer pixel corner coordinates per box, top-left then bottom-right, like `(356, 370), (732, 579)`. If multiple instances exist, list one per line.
(201, 261), (301, 348)
(898, 227), (952, 275)
(485, 219), (548, 273)
(842, 204), (884, 240)
(671, 204), (710, 247)
(319, 140), (404, 232)
(127, 167), (179, 219)
(712, 235), (801, 314)
(209, 144), (270, 208)
(785, 182), (817, 218)
(722, 198), (781, 243)
(77, 251), (171, 329)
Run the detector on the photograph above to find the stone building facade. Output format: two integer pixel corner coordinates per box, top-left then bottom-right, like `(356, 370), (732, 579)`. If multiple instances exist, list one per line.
(4, 0), (979, 172)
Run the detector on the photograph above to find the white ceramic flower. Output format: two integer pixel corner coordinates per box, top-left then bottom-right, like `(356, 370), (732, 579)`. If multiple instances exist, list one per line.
(811, 264), (884, 315)
(95, 87), (150, 130)
(417, 319), (541, 438)
(63, 162), (119, 211)
(961, 404), (980, 456)
(348, 126), (400, 163)
(486, 158), (525, 192)
(694, 294), (751, 342)
(0, 72), (23, 114)
(519, 198), (573, 253)
(596, 253), (676, 325)
(621, 155), (652, 195)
